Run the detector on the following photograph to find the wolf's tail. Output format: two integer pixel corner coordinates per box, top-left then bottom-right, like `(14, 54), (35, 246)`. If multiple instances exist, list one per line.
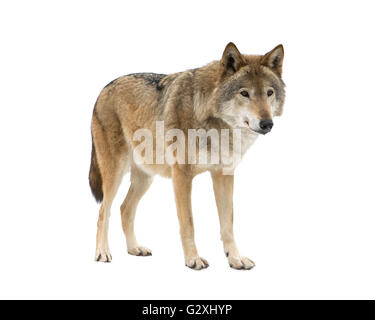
(89, 140), (103, 203)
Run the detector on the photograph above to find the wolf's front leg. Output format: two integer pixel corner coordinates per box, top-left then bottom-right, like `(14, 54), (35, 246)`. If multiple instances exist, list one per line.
(172, 166), (209, 270)
(211, 170), (255, 270)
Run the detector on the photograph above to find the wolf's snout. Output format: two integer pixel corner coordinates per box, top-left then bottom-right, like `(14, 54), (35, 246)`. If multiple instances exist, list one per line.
(259, 119), (273, 133)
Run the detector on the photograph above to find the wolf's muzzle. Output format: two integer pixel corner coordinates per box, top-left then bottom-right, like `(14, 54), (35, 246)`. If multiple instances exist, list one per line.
(258, 119), (273, 134)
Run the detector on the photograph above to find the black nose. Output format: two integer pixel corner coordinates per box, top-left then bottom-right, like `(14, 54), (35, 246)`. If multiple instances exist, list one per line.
(259, 119), (273, 132)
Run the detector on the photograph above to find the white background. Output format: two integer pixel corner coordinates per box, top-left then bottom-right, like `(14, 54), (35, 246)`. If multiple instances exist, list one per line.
(0, 0), (374, 299)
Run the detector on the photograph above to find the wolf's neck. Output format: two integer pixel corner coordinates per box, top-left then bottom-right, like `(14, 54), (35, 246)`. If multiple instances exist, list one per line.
(192, 61), (222, 123)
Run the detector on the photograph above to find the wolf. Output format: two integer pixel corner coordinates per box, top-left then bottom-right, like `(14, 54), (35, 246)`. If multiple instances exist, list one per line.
(89, 42), (285, 270)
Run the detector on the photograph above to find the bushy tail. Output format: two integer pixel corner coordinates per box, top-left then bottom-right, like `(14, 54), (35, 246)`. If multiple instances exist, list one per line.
(89, 141), (103, 203)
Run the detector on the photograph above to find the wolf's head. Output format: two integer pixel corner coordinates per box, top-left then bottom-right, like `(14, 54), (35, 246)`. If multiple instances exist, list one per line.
(214, 42), (285, 134)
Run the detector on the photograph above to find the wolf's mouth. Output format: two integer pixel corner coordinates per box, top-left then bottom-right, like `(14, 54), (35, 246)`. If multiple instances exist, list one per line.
(253, 129), (270, 135)
(243, 119), (261, 134)
(243, 117), (273, 135)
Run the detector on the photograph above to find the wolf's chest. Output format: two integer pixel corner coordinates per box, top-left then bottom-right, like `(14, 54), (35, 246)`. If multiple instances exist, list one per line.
(240, 129), (258, 157)
(194, 128), (258, 173)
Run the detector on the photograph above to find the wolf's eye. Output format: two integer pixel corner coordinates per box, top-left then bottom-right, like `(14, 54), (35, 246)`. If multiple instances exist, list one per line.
(240, 90), (249, 98)
(267, 89), (274, 97)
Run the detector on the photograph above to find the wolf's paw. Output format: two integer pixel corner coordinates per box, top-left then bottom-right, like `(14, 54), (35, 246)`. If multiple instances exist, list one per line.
(228, 255), (255, 270)
(128, 246), (152, 256)
(185, 257), (209, 270)
(95, 248), (112, 263)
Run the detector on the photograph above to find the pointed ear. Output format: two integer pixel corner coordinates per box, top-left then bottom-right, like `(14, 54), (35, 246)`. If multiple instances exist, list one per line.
(221, 42), (246, 76)
(261, 44), (284, 76)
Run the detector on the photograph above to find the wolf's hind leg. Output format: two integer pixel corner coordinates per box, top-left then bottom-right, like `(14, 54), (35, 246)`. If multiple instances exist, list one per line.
(121, 165), (153, 256)
(95, 158), (128, 262)
(92, 111), (129, 263)
(211, 170), (255, 270)
(95, 184), (118, 262)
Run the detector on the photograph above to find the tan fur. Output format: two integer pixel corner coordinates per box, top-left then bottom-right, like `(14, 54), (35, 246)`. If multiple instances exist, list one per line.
(89, 43), (285, 269)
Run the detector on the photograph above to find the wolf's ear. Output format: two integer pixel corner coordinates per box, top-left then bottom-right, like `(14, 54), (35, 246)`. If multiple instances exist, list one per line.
(221, 42), (245, 75)
(261, 44), (284, 76)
